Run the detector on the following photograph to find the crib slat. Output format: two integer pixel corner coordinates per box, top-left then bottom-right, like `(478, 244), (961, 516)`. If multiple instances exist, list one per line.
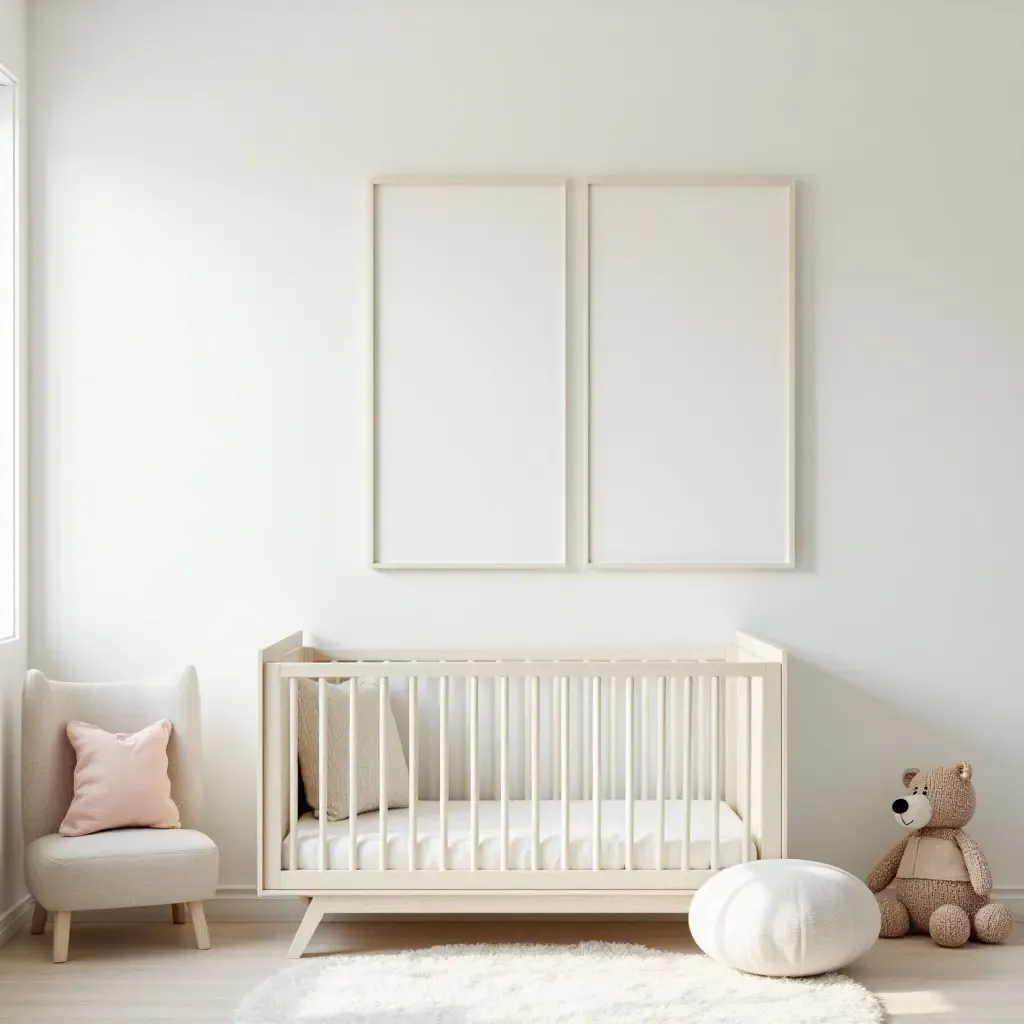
(378, 677), (388, 871)
(469, 675), (479, 871)
(668, 677), (678, 800)
(742, 676), (752, 862)
(499, 675), (510, 871)
(582, 675), (592, 801)
(523, 681), (530, 800)
(681, 676), (692, 871)
(349, 676), (358, 871)
(440, 675), (449, 871)
(464, 677), (472, 802)
(610, 676), (618, 799)
(408, 676), (418, 871)
(710, 675), (721, 871)
(560, 675), (569, 869)
(640, 676), (649, 800)
(530, 675), (540, 870)
(494, 678), (501, 801)
(656, 676), (666, 870)
(551, 676), (560, 800)
(319, 677), (327, 871)
(697, 676), (707, 800)
(592, 674), (602, 871)
(624, 675), (635, 870)
(288, 676), (298, 872)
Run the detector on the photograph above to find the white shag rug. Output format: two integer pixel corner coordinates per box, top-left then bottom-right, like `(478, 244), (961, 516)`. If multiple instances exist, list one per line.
(234, 942), (884, 1024)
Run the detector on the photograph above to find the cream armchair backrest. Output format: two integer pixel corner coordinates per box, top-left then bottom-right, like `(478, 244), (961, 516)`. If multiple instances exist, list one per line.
(21, 667), (204, 845)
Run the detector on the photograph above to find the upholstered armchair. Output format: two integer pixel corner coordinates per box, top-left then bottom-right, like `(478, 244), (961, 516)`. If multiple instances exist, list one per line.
(22, 667), (218, 962)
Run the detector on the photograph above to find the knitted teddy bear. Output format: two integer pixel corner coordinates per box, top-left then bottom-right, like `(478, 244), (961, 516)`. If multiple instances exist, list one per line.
(867, 761), (1013, 947)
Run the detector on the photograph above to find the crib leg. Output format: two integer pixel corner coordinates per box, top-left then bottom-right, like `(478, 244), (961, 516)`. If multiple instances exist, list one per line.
(287, 897), (327, 959)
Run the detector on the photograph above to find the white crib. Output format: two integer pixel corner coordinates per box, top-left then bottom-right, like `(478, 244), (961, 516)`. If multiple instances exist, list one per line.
(258, 631), (786, 957)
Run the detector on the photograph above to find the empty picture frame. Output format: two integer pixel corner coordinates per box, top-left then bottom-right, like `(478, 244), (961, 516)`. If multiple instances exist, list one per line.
(585, 178), (795, 568)
(371, 177), (567, 569)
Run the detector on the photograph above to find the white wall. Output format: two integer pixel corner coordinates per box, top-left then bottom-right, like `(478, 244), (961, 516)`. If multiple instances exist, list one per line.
(0, 0), (26, 935)
(28, 0), (1024, 894)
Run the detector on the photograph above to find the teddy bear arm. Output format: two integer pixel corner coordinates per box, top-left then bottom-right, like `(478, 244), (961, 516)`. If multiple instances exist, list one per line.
(953, 830), (993, 897)
(867, 836), (910, 893)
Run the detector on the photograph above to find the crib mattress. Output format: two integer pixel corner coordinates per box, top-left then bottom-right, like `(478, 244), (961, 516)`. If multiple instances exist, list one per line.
(282, 799), (754, 872)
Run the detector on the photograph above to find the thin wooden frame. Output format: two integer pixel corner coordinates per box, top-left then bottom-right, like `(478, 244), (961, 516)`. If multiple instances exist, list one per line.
(370, 176), (569, 570)
(583, 176), (796, 570)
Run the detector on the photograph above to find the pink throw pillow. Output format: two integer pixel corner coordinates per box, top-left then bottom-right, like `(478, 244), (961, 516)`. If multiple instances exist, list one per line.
(59, 719), (181, 837)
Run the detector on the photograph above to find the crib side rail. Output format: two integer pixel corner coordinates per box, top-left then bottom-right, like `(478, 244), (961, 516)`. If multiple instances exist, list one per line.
(275, 658), (767, 678)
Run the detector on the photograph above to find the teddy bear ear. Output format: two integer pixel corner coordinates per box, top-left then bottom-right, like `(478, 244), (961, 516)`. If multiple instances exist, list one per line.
(956, 760), (973, 782)
(902, 768), (920, 788)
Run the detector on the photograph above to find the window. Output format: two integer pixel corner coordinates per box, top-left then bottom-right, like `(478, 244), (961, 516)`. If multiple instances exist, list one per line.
(0, 68), (18, 641)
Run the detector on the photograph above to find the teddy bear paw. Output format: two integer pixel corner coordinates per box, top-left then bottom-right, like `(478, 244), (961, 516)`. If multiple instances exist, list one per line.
(878, 898), (910, 938)
(972, 903), (1013, 944)
(929, 904), (971, 948)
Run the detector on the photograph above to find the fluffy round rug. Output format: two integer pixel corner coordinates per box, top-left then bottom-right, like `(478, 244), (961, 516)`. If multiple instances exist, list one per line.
(234, 942), (884, 1023)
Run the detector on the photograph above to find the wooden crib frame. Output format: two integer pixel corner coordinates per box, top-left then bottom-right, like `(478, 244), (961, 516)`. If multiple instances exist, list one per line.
(258, 631), (786, 957)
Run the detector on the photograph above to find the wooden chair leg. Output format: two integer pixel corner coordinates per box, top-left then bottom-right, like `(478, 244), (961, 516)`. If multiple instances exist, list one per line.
(171, 903), (187, 924)
(287, 897), (326, 959)
(30, 902), (47, 935)
(186, 901), (210, 950)
(52, 912), (71, 963)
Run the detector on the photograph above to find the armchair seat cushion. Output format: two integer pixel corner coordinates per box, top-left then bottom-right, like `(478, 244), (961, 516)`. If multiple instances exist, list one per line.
(27, 828), (218, 912)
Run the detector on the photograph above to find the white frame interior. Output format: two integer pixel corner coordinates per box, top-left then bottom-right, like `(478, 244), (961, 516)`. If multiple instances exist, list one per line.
(257, 631), (786, 957)
(369, 176), (569, 570)
(583, 176), (796, 570)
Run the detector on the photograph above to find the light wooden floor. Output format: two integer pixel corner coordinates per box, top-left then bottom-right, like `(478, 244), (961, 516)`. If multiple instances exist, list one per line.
(0, 916), (1020, 1022)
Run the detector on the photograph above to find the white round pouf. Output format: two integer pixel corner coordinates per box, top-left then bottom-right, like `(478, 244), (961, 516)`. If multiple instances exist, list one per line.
(689, 859), (880, 978)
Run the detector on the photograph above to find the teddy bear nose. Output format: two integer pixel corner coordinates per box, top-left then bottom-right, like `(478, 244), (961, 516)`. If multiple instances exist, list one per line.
(892, 798), (909, 814)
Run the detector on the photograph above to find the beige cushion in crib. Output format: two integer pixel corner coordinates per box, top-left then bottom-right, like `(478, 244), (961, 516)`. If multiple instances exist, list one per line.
(296, 678), (410, 821)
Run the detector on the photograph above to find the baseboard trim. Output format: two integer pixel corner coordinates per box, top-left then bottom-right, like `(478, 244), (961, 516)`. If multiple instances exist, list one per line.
(35, 884), (1024, 926)
(208, 887), (305, 922)
(992, 887), (1024, 920)
(0, 894), (33, 947)
(74, 887), (305, 924)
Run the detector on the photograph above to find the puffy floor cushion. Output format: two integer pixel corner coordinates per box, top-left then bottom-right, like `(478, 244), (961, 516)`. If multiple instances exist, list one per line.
(26, 828), (218, 912)
(689, 859), (880, 977)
